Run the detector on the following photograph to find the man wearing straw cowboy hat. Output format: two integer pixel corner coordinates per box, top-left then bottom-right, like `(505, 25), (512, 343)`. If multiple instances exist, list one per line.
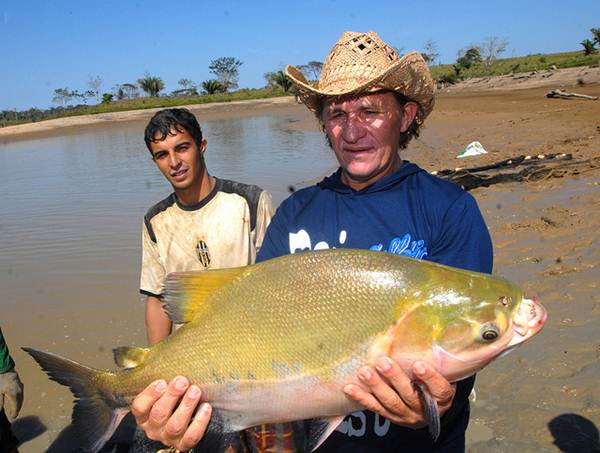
(130, 31), (492, 452)
(253, 30), (493, 452)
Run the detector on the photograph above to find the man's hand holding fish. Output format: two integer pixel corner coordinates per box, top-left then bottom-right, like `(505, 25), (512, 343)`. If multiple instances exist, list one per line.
(345, 358), (456, 428)
(131, 376), (211, 452)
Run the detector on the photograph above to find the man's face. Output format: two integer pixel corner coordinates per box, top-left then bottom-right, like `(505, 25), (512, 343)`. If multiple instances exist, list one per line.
(322, 91), (417, 191)
(149, 127), (207, 192)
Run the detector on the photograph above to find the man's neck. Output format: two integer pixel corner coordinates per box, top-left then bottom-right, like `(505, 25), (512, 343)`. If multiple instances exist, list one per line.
(175, 172), (215, 207)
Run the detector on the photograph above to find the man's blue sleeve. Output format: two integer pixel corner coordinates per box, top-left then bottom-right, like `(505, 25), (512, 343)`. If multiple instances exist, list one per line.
(427, 193), (493, 274)
(256, 205), (291, 263)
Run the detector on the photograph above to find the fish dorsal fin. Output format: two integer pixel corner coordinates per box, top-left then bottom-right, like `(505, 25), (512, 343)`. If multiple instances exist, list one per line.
(112, 346), (150, 369)
(163, 267), (248, 324)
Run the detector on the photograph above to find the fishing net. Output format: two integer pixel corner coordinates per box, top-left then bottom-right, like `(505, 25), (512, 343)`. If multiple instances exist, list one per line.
(434, 153), (600, 191)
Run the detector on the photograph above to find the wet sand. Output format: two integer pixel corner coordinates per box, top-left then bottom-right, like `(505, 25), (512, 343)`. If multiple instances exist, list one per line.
(3, 73), (600, 451)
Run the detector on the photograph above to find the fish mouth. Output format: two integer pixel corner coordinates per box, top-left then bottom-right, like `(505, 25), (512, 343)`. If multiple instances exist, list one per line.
(508, 297), (547, 347)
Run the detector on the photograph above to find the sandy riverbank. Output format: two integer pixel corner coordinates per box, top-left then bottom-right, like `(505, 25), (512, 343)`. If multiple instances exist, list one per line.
(0, 96), (302, 143)
(3, 73), (600, 452)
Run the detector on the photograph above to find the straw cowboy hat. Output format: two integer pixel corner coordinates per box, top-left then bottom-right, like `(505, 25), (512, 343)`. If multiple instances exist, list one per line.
(285, 31), (435, 125)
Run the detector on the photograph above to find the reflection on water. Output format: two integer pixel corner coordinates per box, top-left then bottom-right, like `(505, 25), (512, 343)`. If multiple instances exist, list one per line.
(0, 114), (336, 310)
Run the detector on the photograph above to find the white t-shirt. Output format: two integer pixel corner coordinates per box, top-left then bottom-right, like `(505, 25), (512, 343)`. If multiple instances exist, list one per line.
(140, 178), (273, 297)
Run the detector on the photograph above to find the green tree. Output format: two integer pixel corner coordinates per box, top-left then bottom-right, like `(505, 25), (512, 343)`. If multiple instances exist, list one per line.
(454, 46), (482, 72)
(459, 46), (482, 64)
(101, 93), (113, 104)
(208, 57), (243, 91)
(137, 75), (165, 97)
(201, 79), (226, 94)
(52, 88), (72, 106)
(455, 57), (473, 70)
(581, 39), (597, 56)
(591, 28), (600, 45)
(264, 70), (292, 92)
(71, 90), (95, 104)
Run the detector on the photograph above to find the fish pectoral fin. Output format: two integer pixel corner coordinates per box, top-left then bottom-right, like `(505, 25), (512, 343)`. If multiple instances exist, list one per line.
(413, 381), (441, 441)
(164, 267), (249, 323)
(112, 346), (150, 369)
(293, 416), (345, 452)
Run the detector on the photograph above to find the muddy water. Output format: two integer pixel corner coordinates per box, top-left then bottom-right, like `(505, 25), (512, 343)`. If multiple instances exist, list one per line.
(0, 114), (335, 314)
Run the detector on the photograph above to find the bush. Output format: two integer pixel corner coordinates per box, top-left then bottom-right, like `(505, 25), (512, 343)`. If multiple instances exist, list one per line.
(437, 73), (459, 85)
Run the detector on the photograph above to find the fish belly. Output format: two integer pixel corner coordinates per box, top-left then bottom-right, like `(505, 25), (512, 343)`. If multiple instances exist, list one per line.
(204, 374), (362, 432)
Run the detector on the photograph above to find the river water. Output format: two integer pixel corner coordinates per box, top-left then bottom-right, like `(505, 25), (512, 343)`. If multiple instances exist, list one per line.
(0, 114), (336, 314)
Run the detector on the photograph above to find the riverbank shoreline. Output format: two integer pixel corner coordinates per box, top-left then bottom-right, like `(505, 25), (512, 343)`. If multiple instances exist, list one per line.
(2, 65), (599, 144)
(0, 96), (300, 142)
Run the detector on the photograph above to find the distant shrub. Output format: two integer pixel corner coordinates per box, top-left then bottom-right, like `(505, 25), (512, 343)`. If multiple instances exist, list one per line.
(581, 39), (597, 56)
(437, 73), (459, 85)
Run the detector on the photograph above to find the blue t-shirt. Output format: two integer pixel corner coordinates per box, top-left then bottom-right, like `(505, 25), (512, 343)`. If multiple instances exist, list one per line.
(257, 162), (493, 452)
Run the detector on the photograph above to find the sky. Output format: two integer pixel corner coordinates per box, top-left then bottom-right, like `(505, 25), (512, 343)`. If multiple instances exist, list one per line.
(1, 0), (599, 111)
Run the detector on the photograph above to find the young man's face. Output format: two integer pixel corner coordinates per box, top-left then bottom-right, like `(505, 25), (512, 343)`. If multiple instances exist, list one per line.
(149, 127), (207, 192)
(322, 91), (417, 191)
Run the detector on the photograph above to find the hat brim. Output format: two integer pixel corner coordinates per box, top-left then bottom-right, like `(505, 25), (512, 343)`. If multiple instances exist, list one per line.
(285, 51), (435, 125)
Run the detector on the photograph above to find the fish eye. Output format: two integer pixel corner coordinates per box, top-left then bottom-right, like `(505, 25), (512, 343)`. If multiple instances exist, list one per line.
(498, 296), (510, 307)
(479, 323), (500, 342)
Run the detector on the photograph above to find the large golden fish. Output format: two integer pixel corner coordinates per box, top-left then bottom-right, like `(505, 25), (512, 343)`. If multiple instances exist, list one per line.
(24, 249), (546, 452)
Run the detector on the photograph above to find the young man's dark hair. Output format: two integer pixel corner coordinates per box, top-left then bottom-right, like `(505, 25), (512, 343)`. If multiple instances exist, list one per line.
(144, 108), (203, 152)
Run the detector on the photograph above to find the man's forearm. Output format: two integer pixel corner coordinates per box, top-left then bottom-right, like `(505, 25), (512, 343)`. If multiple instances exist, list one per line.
(145, 296), (172, 345)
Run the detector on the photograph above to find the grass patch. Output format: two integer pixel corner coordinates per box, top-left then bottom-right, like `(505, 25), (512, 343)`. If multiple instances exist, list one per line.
(430, 50), (599, 82)
(1, 88), (291, 127)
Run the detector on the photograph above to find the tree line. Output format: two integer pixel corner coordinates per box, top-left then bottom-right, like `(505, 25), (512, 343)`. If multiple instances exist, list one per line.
(0, 57), (322, 126)
(52, 57), (246, 106)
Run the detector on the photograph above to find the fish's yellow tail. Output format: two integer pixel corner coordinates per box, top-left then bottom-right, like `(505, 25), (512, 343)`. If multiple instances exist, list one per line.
(23, 347), (126, 453)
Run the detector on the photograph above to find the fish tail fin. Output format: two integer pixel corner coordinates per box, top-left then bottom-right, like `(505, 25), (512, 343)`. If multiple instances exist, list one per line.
(22, 347), (127, 453)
